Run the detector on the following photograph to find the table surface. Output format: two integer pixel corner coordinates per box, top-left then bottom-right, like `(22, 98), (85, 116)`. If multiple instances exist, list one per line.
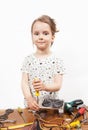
(0, 108), (88, 130)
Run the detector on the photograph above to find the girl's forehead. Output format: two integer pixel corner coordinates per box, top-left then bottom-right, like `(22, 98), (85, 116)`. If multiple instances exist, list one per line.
(33, 21), (51, 31)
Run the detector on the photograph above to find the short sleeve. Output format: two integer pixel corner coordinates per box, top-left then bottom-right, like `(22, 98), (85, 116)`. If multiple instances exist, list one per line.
(54, 58), (65, 75)
(21, 56), (30, 73)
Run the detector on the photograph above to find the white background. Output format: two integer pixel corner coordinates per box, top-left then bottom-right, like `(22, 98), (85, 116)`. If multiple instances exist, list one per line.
(0, 0), (88, 109)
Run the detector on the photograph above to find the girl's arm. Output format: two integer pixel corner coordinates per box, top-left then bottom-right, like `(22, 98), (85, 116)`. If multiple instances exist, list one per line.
(33, 74), (63, 92)
(21, 72), (32, 99)
(21, 72), (39, 110)
(45, 74), (63, 92)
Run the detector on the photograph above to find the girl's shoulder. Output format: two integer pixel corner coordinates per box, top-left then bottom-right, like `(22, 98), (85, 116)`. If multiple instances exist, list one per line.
(24, 53), (34, 60)
(22, 53), (35, 65)
(51, 52), (63, 62)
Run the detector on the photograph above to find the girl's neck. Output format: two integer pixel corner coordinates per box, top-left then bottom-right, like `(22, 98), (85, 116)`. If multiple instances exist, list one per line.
(34, 50), (52, 58)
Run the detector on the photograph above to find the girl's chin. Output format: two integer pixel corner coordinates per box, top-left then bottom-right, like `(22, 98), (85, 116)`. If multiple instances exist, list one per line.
(37, 46), (46, 50)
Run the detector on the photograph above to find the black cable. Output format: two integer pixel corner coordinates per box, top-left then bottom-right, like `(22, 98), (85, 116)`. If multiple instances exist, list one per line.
(36, 119), (42, 130)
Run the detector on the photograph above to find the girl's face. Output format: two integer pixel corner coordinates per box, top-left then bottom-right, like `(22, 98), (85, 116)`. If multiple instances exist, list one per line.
(32, 21), (54, 51)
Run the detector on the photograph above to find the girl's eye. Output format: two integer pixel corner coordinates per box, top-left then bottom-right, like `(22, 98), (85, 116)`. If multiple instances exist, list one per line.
(34, 32), (39, 35)
(44, 32), (48, 35)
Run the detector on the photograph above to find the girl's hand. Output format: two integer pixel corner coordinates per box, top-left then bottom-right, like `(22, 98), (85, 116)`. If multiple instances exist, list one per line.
(26, 97), (39, 111)
(32, 78), (46, 91)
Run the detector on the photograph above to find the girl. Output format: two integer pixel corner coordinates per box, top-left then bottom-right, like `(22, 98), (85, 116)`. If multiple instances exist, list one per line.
(21, 15), (64, 111)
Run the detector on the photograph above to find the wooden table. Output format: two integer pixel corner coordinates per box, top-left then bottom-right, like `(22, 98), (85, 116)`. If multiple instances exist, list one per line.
(0, 108), (35, 130)
(0, 108), (88, 130)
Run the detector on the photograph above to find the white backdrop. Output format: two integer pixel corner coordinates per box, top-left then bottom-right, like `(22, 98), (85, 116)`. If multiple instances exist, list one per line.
(0, 0), (88, 109)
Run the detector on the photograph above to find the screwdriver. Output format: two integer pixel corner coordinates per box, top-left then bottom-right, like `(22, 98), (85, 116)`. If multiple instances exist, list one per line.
(17, 107), (26, 123)
(71, 107), (86, 123)
(34, 77), (40, 103)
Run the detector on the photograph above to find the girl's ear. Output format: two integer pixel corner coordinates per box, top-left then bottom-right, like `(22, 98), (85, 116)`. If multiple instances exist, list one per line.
(51, 35), (55, 46)
(52, 35), (55, 42)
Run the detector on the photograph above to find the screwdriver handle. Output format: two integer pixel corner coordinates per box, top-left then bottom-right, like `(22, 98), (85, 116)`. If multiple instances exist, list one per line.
(35, 91), (40, 96)
(78, 107), (86, 115)
(34, 77), (40, 96)
(71, 107), (86, 123)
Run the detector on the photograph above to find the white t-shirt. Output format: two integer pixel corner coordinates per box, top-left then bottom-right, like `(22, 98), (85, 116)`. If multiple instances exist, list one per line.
(21, 53), (65, 106)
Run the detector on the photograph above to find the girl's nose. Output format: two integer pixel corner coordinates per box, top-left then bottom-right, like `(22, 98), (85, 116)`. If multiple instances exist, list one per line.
(39, 34), (43, 40)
